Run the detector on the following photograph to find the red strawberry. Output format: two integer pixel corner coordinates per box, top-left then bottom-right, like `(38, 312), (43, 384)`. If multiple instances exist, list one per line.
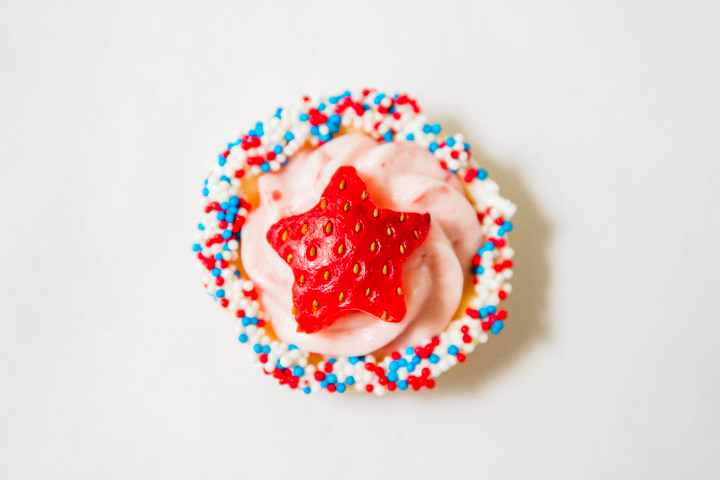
(266, 166), (431, 334)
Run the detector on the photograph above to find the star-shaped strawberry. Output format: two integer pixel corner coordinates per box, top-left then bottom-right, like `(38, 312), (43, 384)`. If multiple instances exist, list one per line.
(266, 165), (431, 334)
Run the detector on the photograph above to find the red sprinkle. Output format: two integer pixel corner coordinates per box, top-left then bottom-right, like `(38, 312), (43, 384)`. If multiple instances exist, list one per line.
(456, 353), (466, 363)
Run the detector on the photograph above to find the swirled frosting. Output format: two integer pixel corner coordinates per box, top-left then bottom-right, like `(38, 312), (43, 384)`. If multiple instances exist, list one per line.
(241, 133), (483, 356)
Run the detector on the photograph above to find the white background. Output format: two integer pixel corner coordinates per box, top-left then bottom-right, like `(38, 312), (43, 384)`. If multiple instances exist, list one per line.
(2, 1), (719, 478)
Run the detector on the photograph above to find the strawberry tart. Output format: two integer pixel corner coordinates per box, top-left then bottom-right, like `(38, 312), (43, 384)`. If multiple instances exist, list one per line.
(194, 89), (516, 394)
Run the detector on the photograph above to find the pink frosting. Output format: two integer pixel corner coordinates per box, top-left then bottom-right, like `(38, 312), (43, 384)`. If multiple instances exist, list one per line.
(241, 133), (483, 356)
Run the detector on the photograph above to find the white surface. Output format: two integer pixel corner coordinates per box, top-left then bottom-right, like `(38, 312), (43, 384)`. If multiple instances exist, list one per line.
(1, 1), (719, 478)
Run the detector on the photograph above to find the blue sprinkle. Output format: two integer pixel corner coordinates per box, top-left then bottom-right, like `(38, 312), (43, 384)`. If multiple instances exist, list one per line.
(303, 387), (311, 394)
(487, 305), (497, 314)
(216, 211), (225, 221)
(472, 266), (485, 275)
(227, 206), (238, 215)
(406, 133), (415, 141)
(477, 169), (488, 180)
(422, 125), (432, 134)
(241, 317), (250, 327)
(373, 93), (385, 105)
(343, 90), (351, 97)
(253, 344), (262, 354)
(336, 383), (346, 393)
(288, 344), (298, 350)
(429, 354), (439, 364)
(491, 321), (504, 334)
(448, 345), (459, 355)
(260, 163), (271, 173)
(211, 267), (221, 277)
(320, 134), (332, 142)
(345, 376), (355, 386)
(214, 253), (223, 260)
(412, 355), (421, 365)
(204, 178), (209, 185)
(238, 334), (248, 343)
(398, 380), (409, 391)
(261, 345), (271, 354)
(429, 142), (438, 152)
(320, 380), (328, 388)
(221, 202), (229, 210)
(387, 372), (399, 383)
(202, 188), (209, 197)
(222, 243), (230, 252)
(247, 130), (256, 137)
(328, 358), (336, 364)
(446, 137), (456, 147)
(317, 102), (326, 111)
(484, 241), (495, 251)
(276, 360), (284, 370)
(328, 96), (339, 104)
(192, 244), (202, 252)
(197, 223), (205, 231)
(234, 271), (240, 277)
(406, 364), (415, 373)
(299, 113), (308, 122)
(388, 106), (396, 114)
(285, 131), (294, 141)
(273, 144), (283, 154)
(215, 289), (225, 298)
(326, 373), (337, 384)
(229, 196), (240, 206)
(218, 156), (226, 167)
(274, 108), (283, 118)
(480, 308), (488, 319)
(464, 142), (471, 150)
(293, 366), (304, 377)
(310, 125), (319, 136)
(406, 347), (414, 355)
(398, 358), (408, 367)
(328, 114), (341, 125)
(358, 356), (366, 361)
(383, 131), (393, 142)
(349, 356), (358, 365)
(502, 221), (513, 232)
(362, 104), (370, 111)
(432, 123), (441, 134)
(222, 230), (232, 239)
(388, 361), (399, 372)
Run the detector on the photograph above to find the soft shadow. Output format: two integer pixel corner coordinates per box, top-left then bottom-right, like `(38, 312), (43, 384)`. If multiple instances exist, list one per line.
(423, 118), (553, 395)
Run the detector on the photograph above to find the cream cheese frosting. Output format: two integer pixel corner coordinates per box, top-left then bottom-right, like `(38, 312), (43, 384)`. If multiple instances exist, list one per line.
(241, 133), (483, 356)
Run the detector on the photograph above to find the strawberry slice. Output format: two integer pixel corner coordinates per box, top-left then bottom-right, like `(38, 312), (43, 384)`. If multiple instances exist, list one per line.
(266, 165), (431, 334)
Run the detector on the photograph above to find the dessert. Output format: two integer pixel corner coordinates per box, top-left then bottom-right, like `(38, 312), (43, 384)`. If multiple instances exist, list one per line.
(194, 89), (516, 394)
